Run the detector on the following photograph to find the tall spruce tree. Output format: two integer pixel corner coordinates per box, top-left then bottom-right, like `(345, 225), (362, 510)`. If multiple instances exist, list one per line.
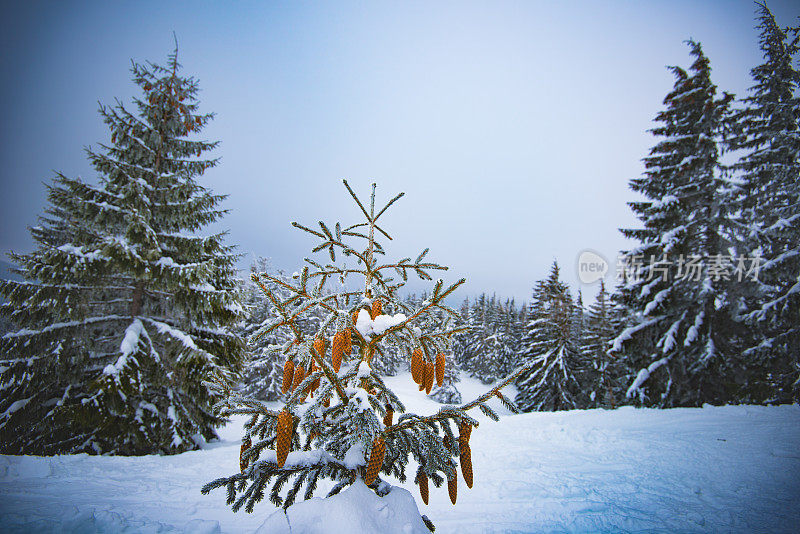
(203, 182), (528, 530)
(730, 2), (800, 403)
(0, 46), (244, 455)
(515, 261), (582, 411)
(611, 41), (737, 407)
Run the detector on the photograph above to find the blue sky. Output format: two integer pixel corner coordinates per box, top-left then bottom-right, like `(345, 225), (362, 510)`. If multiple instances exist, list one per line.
(1, 1), (797, 304)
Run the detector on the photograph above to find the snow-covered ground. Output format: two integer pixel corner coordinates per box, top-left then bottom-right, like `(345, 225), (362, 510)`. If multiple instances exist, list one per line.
(2, 372), (799, 533)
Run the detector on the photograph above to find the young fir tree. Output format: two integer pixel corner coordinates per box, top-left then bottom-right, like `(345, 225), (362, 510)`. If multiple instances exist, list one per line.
(729, 2), (800, 403)
(202, 182), (528, 530)
(582, 280), (624, 408)
(0, 46), (244, 455)
(515, 261), (583, 412)
(611, 41), (736, 407)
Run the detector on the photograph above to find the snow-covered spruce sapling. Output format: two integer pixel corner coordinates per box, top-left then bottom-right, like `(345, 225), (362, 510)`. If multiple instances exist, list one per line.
(202, 182), (530, 530)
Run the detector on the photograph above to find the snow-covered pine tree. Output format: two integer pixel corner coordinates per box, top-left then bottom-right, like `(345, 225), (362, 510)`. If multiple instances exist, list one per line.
(582, 280), (624, 408)
(0, 45), (244, 455)
(202, 182), (528, 530)
(238, 259), (302, 401)
(456, 294), (520, 384)
(429, 351), (462, 404)
(515, 261), (583, 411)
(572, 290), (585, 346)
(729, 2), (800, 403)
(611, 41), (737, 407)
(456, 293), (486, 377)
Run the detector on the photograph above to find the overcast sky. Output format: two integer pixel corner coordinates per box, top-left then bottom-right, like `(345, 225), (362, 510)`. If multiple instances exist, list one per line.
(1, 1), (797, 305)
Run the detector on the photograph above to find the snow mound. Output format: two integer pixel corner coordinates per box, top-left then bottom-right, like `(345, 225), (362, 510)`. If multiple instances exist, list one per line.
(255, 480), (429, 534)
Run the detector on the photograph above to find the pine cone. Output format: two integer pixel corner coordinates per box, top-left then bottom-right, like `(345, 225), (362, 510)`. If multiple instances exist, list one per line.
(411, 348), (423, 384)
(424, 360), (434, 394)
(282, 360), (295, 393)
(418, 472), (429, 505)
(460, 442), (473, 488)
(352, 310), (360, 326)
(332, 331), (344, 372)
(459, 421), (472, 444)
(239, 435), (251, 472)
(276, 410), (293, 468)
(383, 407), (394, 427)
(443, 435), (452, 451)
(292, 364), (305, 392)
(448, 473), (458, 505)
(365, 435), (386, 485)
(435, 353), (445, 387)
(312, 375), (321, 395)
(313, 336), (326, 358)
(371, 299), (383, 319)
(342, 328), (352, 354)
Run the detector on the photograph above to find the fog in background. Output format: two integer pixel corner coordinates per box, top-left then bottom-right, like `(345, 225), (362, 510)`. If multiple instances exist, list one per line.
(2, 0), (797, 304)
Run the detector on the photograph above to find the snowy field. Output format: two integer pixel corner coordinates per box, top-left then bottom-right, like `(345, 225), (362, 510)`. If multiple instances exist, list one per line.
(1, 372), (799, 533)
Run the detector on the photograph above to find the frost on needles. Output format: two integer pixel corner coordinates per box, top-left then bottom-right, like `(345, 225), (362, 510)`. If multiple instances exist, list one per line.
(201, 181), (532, 531)
(0, 45), (245, 455)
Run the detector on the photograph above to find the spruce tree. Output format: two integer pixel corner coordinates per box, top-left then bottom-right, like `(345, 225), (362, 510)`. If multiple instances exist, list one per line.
(582, 280), (624, 408)
(0, 46), (244, 455)
(515, 261), (583, 412)
(730, 2), (800, 403)
(202, 182), (527, 529)
(611, 41), (736, 407)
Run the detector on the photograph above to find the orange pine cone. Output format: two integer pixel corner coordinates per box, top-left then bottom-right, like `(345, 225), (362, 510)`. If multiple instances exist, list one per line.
(365, 436), (386, 485)
(424, 360), (434, 394)
(276, 410), (293, 468)
(282, 360), (295, 393)
(292, 365), (305, 392)
(383, 407), (394, 427)
(331, 332), (344, 372)
(418, 383), (425, 391)
(239, 435), (251, 472)
(351, 310), (360, 326)
(312, 376), (321, 395)
(418, 472), (429, 505)
(448, 473), (458, 505)
(371, 299), (383, 319)
(410, 348), (423, 384)
(342, 328), (352, 354)
(313, 336), (326, 358)
(460, 442), (473, 488)
(459, 421), (472, 444)
(435, 353), (445, 387)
